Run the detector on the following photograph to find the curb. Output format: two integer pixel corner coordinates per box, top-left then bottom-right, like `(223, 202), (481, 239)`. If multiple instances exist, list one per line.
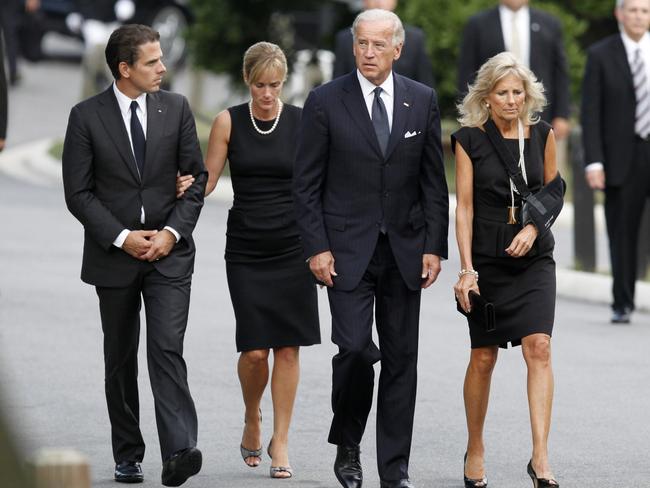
(557, 268), (650, 313)
(0, 137), (235, 203)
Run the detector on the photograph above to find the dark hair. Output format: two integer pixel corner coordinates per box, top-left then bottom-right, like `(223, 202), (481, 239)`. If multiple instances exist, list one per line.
(105, 24), (160, 80)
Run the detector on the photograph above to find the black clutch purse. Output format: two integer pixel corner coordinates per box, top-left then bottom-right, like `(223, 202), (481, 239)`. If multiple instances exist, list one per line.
(456, 290), (496, 332)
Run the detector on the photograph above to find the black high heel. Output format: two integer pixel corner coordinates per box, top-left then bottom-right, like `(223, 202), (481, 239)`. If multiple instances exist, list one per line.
(463, 452), (488, 488)
(527, 460), (559, 487)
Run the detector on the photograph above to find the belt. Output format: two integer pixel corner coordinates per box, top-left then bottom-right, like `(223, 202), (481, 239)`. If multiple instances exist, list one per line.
(474, 205), (521, 224)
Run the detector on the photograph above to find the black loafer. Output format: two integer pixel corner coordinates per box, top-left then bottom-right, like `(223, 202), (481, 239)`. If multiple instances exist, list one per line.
(334, 445), (362, 488)
(161, 447), (202, 487)
(114, 461), (144, 483)
(611, 308), (631, 324)
(380, 479), (415, 488)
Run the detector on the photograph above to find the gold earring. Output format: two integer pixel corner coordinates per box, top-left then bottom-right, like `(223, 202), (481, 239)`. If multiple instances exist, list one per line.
(486, 102), (490, 108)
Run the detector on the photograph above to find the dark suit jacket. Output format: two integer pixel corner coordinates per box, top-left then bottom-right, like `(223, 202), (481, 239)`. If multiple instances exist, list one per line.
(581, 34), (638, 188)
(293, 71), (449, 291)
(333, 25), (435, 87)
(457, 6), (570, 122)
(62, 87), (207, 287)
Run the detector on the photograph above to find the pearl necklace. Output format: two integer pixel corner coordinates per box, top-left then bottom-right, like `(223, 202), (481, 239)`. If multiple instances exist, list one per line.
(248, 99), (283, 135)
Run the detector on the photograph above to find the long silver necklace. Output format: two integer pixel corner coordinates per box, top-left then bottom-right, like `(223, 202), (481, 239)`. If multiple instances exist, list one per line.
(248, 99), (283, 135)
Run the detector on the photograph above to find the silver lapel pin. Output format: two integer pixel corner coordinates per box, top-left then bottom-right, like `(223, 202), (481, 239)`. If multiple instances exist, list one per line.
(403, 102), (410, 107)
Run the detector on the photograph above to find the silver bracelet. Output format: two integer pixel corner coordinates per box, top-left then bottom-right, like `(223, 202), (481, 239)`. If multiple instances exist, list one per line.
(458, 269), (479, 280)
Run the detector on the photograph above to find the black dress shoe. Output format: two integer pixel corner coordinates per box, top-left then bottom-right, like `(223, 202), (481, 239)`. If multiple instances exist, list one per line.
(161, 447), (202, 487)
(379, 479), (414, 488)
(334, 445), (362, 488)
(114, 461), (143, 483)
(611, 308), (631, 324)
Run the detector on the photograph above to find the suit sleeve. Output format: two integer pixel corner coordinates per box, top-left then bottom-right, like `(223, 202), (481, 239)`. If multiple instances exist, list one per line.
(62, 106), (127, 250)
(412, 30), (435, 88)
(580, 48), (604, 166)
(333, 30), (354, 80)
(457, 18), (479, 97)
(421, 90), (449, 258)
(293, 90), (331, 260)
(550, 18), (570, 119)
(164, 96), (207, 239)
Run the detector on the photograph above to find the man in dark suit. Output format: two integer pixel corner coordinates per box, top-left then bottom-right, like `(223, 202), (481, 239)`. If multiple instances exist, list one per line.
(62, 24), (206, 485)
(294, 9), (448, 488)
(332, 0), (434, 87)
(457, 0), (570, 139)
(581, 0), (650, 323)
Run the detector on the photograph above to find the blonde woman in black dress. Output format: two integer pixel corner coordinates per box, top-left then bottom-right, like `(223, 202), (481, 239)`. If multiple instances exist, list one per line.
(178, 42), (320, 479)
(452, 52), (559, 488)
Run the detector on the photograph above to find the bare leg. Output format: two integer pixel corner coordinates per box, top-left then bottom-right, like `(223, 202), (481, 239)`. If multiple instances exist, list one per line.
(522, 333), (556, 482)
(238, 349), (270, 466)
(268, 346), (300, 477)
(464, 346), (498, 481)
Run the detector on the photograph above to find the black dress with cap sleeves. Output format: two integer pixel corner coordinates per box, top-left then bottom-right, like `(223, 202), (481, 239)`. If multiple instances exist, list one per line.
(451, 120), (555, 348)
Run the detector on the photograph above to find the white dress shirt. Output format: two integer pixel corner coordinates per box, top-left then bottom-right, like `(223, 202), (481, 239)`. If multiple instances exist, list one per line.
(499, 4), (531, 69)
(357, 70), (394, 131)
(586, 31), (650, 171)
(111, 83), (179, 248)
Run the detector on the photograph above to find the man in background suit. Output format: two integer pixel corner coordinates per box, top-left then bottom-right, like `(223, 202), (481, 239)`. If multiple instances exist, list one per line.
(581, 0), (650, 323)
(332, 0), (434, 87)
(62, 24), (206, 485)
(294, 9), (448, 488)
(457, 0), (570, 139)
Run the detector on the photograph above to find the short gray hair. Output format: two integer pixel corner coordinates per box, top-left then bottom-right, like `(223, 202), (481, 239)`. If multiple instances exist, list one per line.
(457, 51), (546, 127)
(351, 9), (405, 47)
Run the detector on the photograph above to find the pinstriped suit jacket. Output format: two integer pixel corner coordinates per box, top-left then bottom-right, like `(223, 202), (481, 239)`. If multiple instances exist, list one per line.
(293, 71), (449, 291)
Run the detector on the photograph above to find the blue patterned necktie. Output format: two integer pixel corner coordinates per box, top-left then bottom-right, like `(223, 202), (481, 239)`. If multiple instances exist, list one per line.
(372, 87), (390, 156)
(130, 101), (146, 177)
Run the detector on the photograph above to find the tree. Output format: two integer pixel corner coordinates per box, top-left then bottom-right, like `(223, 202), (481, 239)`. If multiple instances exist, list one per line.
(187, 0), (337, 87)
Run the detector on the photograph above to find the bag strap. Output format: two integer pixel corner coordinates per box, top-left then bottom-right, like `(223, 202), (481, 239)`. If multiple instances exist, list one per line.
(484, 119), (531, 199)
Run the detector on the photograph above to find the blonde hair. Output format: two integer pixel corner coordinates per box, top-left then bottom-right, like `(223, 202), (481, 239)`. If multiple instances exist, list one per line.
(242, 41), (288, 85)
(457, 51), (546, 127)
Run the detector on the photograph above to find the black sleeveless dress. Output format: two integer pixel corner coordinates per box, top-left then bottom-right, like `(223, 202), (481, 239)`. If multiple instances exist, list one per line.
(225, 103), (320, 352)
(451, 121), (556, 349)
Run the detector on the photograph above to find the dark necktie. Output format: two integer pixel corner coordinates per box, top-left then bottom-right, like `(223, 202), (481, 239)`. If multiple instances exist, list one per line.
(632, 48), (650, 138)
(372, 87), (390, 156)
(130, 101), (146, 177)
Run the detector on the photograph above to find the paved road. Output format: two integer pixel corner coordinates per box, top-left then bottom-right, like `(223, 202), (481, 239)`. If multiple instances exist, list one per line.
(1, 60), (649, 487)
(2, 172), (650, 488)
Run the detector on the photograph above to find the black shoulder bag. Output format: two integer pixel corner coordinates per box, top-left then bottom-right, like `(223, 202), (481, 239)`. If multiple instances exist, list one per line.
(484, 119), (565, 235)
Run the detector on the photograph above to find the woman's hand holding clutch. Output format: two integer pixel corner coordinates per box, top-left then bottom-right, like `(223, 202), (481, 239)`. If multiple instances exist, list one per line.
(454, 272), (480, 313)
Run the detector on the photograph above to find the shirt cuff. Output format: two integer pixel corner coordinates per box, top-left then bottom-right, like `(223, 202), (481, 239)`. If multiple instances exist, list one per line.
(113, 229), (130, 248)
(585, 162), (604, 172)
(164, 226), (181, 242)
